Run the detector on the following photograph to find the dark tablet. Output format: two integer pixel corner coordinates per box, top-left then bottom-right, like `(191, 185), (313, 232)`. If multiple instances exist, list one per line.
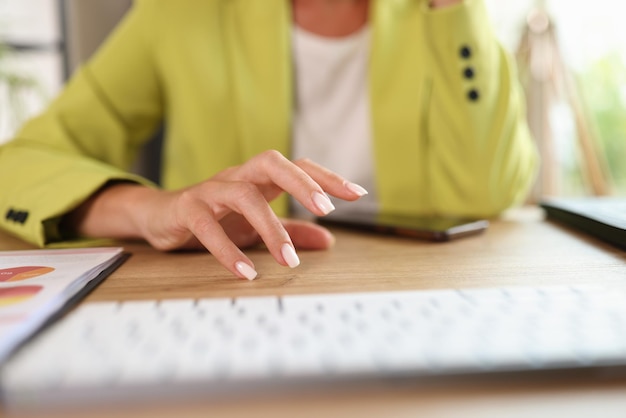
(540, 197), (626, 250)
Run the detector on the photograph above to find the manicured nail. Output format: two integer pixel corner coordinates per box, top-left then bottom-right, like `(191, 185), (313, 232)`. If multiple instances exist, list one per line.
(281, 243), (300, 268)
(312, 191), (335, 215)
(344, 181), (368, 197)
(235, 261), (257, 281)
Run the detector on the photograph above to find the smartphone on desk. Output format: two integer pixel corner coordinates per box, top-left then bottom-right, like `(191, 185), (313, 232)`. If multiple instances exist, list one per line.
(318, 212), (489, 242)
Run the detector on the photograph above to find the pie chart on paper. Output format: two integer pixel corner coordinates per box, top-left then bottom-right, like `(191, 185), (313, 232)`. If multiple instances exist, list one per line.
(0, 266), (55, 282)
(0, 285), (43, 307)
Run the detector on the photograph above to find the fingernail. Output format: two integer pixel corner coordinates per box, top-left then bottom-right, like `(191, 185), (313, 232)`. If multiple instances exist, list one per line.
(312, 191), (335, 215)
(344, 181), (368, 197)
(281, 243), (300, 268)
(235, 261), (258, 281)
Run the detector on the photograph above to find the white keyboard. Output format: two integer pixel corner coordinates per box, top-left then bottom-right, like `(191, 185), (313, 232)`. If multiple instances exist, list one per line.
(2, 285), (626, 408)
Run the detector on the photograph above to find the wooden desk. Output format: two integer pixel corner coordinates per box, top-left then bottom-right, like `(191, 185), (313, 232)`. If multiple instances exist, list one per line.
(2, 208), (626, 418)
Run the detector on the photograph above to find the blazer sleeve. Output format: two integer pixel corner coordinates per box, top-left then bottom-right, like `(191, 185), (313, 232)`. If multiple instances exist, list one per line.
(0, 0), (163, 246)
(422, 0), (539, 217)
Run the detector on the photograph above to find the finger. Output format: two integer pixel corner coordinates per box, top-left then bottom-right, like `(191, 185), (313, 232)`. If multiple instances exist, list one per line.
(219, 212), (263, 249)
(218, 183), (300, 268)
(205, 181), (301, 269)
(233, 150), (367, 217)
(182, 201), (259, 280)
(281, 219), (336, 250)
(294, 158), (368, 200)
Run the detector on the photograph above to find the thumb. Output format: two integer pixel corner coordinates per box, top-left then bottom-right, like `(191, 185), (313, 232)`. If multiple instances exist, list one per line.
(281, 219), (336, 250)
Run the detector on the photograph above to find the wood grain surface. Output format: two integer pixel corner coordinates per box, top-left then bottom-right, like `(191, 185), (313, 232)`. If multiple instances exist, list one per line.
(2, 207), (626, 418)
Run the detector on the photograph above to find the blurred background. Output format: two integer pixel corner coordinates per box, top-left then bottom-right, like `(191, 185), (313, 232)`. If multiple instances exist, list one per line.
(0, 0), (624, 200)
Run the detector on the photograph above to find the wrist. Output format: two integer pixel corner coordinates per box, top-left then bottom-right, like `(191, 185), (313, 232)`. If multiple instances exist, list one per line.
(69, 182), (158, 240)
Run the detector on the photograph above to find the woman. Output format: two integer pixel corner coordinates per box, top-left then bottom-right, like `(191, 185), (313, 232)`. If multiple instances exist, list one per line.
(0, 0), (537, 280)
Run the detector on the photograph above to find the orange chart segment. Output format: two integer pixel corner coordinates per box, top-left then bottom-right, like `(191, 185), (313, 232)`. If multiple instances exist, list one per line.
(0, 285), (43, 307)
(0, 266), (55, 282)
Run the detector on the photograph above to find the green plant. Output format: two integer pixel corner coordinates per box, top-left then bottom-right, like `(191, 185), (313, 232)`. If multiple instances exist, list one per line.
(577, 52), (626, 195)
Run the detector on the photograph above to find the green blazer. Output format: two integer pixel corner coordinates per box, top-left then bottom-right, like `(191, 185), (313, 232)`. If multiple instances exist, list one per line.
(0, 0), (537, 247)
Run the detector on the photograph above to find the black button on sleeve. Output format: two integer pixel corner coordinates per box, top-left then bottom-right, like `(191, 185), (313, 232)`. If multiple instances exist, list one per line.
(467, 89), (480, 102)
(16, 211), (29, 224)
(4, 208), (29, 224)
(463, 67), (475, 79)
(459, 45), (472, 59)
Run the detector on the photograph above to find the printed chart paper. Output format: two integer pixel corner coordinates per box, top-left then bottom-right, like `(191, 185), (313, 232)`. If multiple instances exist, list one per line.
(0, 247), (125, 363)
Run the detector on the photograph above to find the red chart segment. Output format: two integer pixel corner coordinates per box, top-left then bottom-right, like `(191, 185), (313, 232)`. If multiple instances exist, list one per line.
(0, 285), (43, 307)
(0, 266), (55, 282)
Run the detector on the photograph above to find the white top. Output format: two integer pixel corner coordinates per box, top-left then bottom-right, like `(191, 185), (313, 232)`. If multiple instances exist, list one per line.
(290, 25), (378, 217)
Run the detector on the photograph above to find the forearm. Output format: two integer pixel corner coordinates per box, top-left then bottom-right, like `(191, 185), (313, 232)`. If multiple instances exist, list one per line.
(423, 0), (537, 215)
(0, 1), (163, 247)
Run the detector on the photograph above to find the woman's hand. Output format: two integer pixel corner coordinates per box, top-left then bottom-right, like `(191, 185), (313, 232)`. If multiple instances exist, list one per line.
(67, 150), (367, 280)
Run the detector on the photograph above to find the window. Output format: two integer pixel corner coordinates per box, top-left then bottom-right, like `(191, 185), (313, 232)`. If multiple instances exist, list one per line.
(486, 0), (626, 197)
(0, 0), (63, 142)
